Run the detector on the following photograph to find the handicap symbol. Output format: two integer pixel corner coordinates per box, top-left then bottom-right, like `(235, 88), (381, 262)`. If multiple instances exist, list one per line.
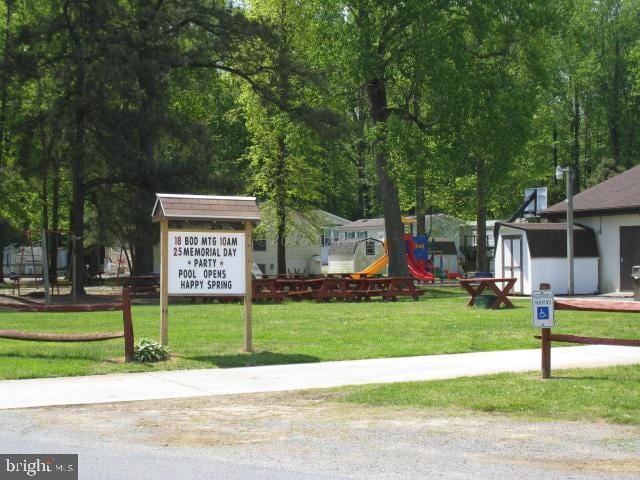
(537, 306), (549, 319)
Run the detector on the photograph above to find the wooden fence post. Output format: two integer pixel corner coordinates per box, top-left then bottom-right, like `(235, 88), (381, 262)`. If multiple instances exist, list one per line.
(541, 328), (551, 379)
(122, 287), (134, 363)
(539, 282), (551, 379)
(244, 220), (253, 353)
(160, 219), (169, 346)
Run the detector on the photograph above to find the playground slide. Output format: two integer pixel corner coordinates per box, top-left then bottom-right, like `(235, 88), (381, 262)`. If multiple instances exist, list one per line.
(407, 253), (434, 282)
(352, 254), (389, 278)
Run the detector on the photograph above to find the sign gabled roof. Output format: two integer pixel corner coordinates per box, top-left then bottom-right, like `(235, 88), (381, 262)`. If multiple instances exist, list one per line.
(542, 164), (640, 217)
(152, 194), (261, 222)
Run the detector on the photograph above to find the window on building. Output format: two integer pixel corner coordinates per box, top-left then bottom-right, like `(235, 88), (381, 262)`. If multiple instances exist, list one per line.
(321, 229), (333, 246)
(365, 240), (376, 256)
(358, 231), (368, 239)
(347, 231), (356, 239)
(253, 239), (267, 251)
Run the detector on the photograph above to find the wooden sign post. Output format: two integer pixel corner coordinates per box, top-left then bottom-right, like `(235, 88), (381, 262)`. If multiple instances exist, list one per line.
(152, 194), (260, 351)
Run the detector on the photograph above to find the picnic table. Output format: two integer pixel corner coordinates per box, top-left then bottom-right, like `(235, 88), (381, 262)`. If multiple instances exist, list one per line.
(252, 278), (286, 303)
(125, 274), (160, 295)
(458, 277), (517, 309)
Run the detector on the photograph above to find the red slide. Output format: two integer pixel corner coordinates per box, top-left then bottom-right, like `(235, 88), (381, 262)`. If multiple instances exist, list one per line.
(407, 252), (434, 282)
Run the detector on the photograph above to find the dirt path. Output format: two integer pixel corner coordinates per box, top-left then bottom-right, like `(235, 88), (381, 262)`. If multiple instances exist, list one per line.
(2, 390), (639, 479)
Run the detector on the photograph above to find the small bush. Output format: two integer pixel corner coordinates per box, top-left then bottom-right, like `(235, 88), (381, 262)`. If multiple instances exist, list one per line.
(133, 338), (170, 363)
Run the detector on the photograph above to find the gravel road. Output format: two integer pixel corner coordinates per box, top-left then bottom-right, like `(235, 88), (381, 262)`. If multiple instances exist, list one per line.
(1, 390), (639, 480)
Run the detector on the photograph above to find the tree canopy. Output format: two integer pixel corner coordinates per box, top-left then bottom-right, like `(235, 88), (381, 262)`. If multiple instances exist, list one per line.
(1, 0), (639, 285)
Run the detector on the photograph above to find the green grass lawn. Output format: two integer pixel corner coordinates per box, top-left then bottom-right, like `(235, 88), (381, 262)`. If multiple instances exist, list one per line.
(0, 287), (638, 379)
(338, 364), (640, 425)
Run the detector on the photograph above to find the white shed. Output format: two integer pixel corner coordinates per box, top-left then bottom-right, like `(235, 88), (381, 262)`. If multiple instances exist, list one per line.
(494, 223), (599, 295)
(327, 238), (388, 275)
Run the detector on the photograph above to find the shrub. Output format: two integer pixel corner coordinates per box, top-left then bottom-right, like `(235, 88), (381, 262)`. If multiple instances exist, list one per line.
(133, 338), (170, 363)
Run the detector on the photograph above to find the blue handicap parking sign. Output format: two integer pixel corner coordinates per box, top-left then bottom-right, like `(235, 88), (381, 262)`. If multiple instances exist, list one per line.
(537, 306), (549, 319)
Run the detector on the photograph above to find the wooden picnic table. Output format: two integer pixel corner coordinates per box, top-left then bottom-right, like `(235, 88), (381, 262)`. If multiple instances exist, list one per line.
(125, 275), (160, 295)
(275, 278), (309, 294)
(381, 277), (424, 301)
(286, 278), (329, 301)
(458, 277), (517, 309)
(252, 278), (286, 303)
(353, 277), (391, 301)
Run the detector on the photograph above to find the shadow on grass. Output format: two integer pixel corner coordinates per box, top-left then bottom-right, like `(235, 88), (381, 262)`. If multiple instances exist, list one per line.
(423, 288), (468, 299)
(548, 375), (622, 381)
(0, 351), (106, 361)
(185, 351), (320, 368)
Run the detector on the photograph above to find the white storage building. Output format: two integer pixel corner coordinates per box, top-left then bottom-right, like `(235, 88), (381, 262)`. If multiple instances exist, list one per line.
(494, 223), (599, 295)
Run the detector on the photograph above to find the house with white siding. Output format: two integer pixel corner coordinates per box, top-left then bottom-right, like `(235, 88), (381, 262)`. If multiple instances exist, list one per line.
(541, 164), (640, 293)
(252, 210), (350, 276)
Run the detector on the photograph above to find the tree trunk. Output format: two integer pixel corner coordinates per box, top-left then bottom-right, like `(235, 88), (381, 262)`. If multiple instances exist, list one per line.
(475, 155), (489, 273)
(132, 241), (153, 274)
(0, 4), (16, 283)
(0, 0), (12, 173)
(131, 189), (155, 274)
(65, 0), (91, 297)
(365, 76), (408, 277)
(415, 172), (426, 236)
(132, 32), (159, 275)
(276, 136), (287, 275)
(356, 137), (369, 219)
(70, 61), (86, 296)
(50, 154), (60, 284)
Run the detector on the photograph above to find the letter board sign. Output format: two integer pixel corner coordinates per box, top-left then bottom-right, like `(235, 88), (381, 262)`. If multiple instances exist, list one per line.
(168, 231), (245, 295)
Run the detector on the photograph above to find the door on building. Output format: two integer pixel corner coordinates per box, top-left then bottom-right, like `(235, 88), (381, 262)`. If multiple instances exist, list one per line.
(620, 226), (640, 291)
(502, 235), (523, 295)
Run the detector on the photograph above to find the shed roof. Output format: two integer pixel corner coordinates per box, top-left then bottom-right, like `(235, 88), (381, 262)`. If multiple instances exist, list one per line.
(152, 194), (261, 222)
(318, 210), (351, 226)
(542, 164), (640, 218)
(340, 218), (386, 231)
(498, 223), (598, 258)
(340, 213), (468, 232)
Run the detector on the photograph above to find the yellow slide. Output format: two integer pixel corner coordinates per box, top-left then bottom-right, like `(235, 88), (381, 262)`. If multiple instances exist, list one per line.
(352, 254), (389, 279)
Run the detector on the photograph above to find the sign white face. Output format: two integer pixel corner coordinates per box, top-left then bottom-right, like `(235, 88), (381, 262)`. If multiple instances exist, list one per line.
(168, 231), (245, 296)
(532, 290), (555, 327)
